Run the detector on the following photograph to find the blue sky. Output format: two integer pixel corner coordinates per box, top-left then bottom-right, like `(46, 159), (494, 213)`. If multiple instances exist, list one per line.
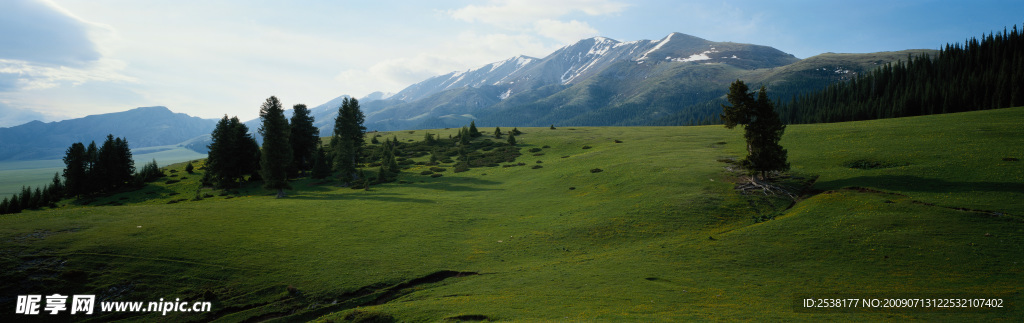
(0, 0), (1021, 126)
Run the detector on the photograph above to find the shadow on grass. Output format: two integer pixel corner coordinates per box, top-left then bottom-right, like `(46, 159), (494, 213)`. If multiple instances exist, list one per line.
(405, 176), (503, 192)
(815, 175), (1024, 194)
(290, 191), (436, 203)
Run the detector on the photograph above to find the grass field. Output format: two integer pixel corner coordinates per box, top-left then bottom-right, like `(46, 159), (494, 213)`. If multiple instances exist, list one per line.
(1, 107), (1022, 321)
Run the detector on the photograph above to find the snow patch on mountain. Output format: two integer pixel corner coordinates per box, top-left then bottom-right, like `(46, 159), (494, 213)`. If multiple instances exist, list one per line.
(498, 88), (512, 100)
(636, 33), (674, 62)
(669, 46), (719, 63)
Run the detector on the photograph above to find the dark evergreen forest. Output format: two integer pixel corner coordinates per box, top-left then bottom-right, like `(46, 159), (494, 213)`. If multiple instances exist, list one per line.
(776, 25), (1024, 124)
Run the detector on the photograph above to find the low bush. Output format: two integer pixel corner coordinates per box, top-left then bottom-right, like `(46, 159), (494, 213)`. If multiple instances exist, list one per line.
(429, 167), (446, 172)
(532, 165), (543, 169)
(420, 171), (434, 175)
(590, 168), (603, 173)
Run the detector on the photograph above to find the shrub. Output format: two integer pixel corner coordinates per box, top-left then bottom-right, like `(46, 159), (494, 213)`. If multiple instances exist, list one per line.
(529, 148), (542, 153)
(542, 145), (551, 148)
(430, 173), (443, 178)
(165, 179), (180, 184)
(420, 171), (433, 175)
(614, 139), (623, 143)
(582, 145), (592, 149)
(429, 167), (446, 172)
(533, 153), (544, 156)
(536, 160), (543, 163)
(532, 165), (543, 169)
(185, 162), (195, 173)
(590, 168), (603, 173)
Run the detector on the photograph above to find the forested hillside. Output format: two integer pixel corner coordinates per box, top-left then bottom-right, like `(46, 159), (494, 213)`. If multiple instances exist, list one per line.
(777, 26), (1024, 123)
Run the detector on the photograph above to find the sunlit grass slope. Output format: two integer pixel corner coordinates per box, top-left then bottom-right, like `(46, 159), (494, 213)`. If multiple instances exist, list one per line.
(1, 108), (1021, 322)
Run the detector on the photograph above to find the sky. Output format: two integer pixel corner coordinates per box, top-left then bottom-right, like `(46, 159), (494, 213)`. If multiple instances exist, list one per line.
(1, 0), (1021, 126)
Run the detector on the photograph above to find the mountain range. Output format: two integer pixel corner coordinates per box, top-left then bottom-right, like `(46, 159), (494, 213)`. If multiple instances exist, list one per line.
(0, 32), (936, 161)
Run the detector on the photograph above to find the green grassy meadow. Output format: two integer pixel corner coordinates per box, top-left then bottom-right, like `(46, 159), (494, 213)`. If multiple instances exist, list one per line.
(1, 108), (1022, 321)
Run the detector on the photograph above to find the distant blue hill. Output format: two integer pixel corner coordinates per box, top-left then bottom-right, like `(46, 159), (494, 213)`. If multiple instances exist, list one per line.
(0, 106), (217, 161)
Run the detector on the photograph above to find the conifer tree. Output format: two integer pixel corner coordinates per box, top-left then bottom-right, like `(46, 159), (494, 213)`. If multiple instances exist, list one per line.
(721, 80), (789, 180)
(494, 127), (502, 139)
(289, 104), (319, 176)
(331, 98), (366, 184)
(458, 126), (470, 146)
(258, 96), (293, 198)
(469, 120), (482, 137)
(62, 142), (87, 197)
(507, 133), (517, 146)
(96, 135), (135, 191)
(376, 164), (389, 184)
(311, 146), (332, 179)
(84, 141), (99, 194)
(207, 115), (260, 188)
(49, 172), (63, 199)
(0, 197), (9, 214)
(32, 187), (43, 209)
(185, 161), (194, 174)
(332, 137), (357, 184)
(20, 186), (32, 210)
(7, 194), (20, 214)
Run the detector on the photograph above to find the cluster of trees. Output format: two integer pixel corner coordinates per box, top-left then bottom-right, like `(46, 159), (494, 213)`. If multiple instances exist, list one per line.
(2, 134), (149, 214)
(721, 80), (789, 180)
(62, 135), (137, 196)
(205, 96), (364, 197)
(777, 25), (1024, 123)
(0, 174), (64, 214)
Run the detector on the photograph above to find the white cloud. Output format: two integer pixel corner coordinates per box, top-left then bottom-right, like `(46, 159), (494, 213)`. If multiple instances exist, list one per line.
(447, 0), (626, 43)
(534, 19), (599, 44)
(0, 58), (136, 91)
(448, 0), (628, 26)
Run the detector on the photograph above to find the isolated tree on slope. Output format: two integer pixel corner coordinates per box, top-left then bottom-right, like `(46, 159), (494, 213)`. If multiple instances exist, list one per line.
(258, 96), (293, 198)
(721, 80), (789, 180)
(469, 120), (482, 137)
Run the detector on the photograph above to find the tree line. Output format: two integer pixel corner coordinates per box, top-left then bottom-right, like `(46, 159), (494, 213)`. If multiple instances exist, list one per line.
(777, 24), (1024, 124)
(1, 134), (151, 214)
(203, 96), (367, 198)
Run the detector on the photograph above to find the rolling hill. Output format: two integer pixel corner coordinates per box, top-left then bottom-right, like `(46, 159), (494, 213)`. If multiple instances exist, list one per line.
(1, 107), (1020, 321)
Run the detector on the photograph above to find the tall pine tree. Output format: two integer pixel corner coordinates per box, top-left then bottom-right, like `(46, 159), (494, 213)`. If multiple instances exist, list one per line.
(330, 97), (366, 185)
(258, 96), (293, 198)
(62, 142), (87, 197)
(721, 80), (789, 180)
(289, 104), (319, 176)
(207, 115), (260, 188)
